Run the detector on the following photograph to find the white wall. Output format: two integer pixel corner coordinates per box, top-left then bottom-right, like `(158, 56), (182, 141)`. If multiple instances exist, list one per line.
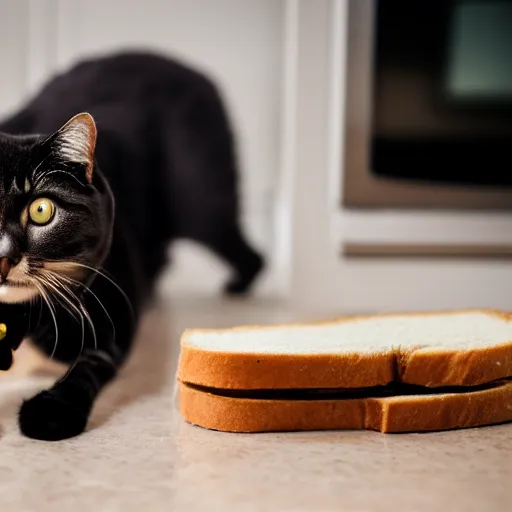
(286, 0), (512, 315)
(0, 1), (30, 118)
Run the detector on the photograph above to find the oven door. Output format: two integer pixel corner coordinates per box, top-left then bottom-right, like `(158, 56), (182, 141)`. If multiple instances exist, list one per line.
(343, 0), (512, 209)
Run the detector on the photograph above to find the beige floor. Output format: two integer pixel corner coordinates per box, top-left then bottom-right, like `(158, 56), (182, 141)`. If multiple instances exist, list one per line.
(0, 297), (510, 512)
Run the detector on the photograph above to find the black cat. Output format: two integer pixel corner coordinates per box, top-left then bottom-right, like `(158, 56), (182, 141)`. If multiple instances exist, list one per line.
(0, 51), (264, 440)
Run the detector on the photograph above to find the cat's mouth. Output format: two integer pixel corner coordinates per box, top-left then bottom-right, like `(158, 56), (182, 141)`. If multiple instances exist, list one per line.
(0, 258), (87, 304)
(0, 281), (32, 288)
(0, 257), (92, 306)
(0, 280), (39, 303)
(0, 257), (39, 303)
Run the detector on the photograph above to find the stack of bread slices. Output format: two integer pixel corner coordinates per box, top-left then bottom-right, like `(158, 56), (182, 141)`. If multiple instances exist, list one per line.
(177, 309), (512, 433)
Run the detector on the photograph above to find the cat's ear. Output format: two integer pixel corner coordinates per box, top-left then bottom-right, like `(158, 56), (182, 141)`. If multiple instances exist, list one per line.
(53, 113), (97, 183)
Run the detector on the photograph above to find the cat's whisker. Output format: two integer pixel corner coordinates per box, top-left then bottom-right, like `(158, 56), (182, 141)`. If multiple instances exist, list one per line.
(79, 302), (97, 351)
(40, 271), (80, 310)
(59, 310), (86, 381)
(38, 169), (85, 189)
(30, 152), (52, 182)
(67, 310), (86, 376)
(52, 280), (88, 378)
(34, 272), (91, 362)
(48, 271), (116, 341)
(38, 274), (81, 323)
(61, 262), (135, 322)
(31, 279), (60, 360)
(44, 295), (60, 361)
(39, 271), (98, 352)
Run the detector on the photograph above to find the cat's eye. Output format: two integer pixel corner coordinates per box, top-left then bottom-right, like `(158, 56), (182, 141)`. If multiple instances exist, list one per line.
(28, 198), (55, 225)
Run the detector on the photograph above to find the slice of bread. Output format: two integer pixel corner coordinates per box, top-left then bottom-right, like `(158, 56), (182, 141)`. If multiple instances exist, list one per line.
(179, 380), (512, 433)
(177, 309), (512, 389)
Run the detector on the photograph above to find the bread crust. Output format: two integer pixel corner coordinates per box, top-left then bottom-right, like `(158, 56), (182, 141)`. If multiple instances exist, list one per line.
(179, 380), (512, 433)
(178, 347), (396, 389)
(177, 309), (512, 389)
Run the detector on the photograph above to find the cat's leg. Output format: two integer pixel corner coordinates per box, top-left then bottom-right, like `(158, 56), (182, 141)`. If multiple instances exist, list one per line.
(18, 265), (140, 441)
(18, 309), (133, 441)
(203, 223), (265, 295)
(18, 344), (120, 440)
(162, 83), (265, 294)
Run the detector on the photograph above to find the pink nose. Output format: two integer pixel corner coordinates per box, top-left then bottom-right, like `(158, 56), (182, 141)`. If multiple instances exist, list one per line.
(0, 257), (13, 283)
(0, 235), (21, 281)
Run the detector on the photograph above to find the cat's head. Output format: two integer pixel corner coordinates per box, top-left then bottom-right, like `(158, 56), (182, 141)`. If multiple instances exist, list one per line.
(0, 113), (114, 304)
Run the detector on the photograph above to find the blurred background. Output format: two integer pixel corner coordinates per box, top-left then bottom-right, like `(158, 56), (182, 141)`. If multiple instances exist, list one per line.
(1, 0), (512, 315)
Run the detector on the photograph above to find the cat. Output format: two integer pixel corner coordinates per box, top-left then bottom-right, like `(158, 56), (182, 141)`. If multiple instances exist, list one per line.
(0, 51), (264, 440)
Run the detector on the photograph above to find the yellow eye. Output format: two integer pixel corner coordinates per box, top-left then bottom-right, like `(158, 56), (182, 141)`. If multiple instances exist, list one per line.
(28, 198), (55, 225)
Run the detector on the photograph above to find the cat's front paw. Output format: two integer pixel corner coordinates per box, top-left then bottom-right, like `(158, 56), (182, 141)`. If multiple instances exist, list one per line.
(18, 391), (87, 441)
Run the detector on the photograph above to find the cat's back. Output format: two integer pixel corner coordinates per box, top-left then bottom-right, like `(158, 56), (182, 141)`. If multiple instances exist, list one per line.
(42, 52), (211, 101)
(4, 51), (216, 135)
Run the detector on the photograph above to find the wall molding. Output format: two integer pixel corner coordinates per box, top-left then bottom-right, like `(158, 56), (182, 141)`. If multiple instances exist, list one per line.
(269, 0), (299, 297)
(343, 243), (512, 259)
(24, 0), (59, 96)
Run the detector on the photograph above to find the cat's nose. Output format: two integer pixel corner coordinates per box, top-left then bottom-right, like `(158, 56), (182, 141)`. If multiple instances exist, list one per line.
(0, 236), (21, 282)
(0, 254), (20, 282)
(0, 258), (12, 282)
